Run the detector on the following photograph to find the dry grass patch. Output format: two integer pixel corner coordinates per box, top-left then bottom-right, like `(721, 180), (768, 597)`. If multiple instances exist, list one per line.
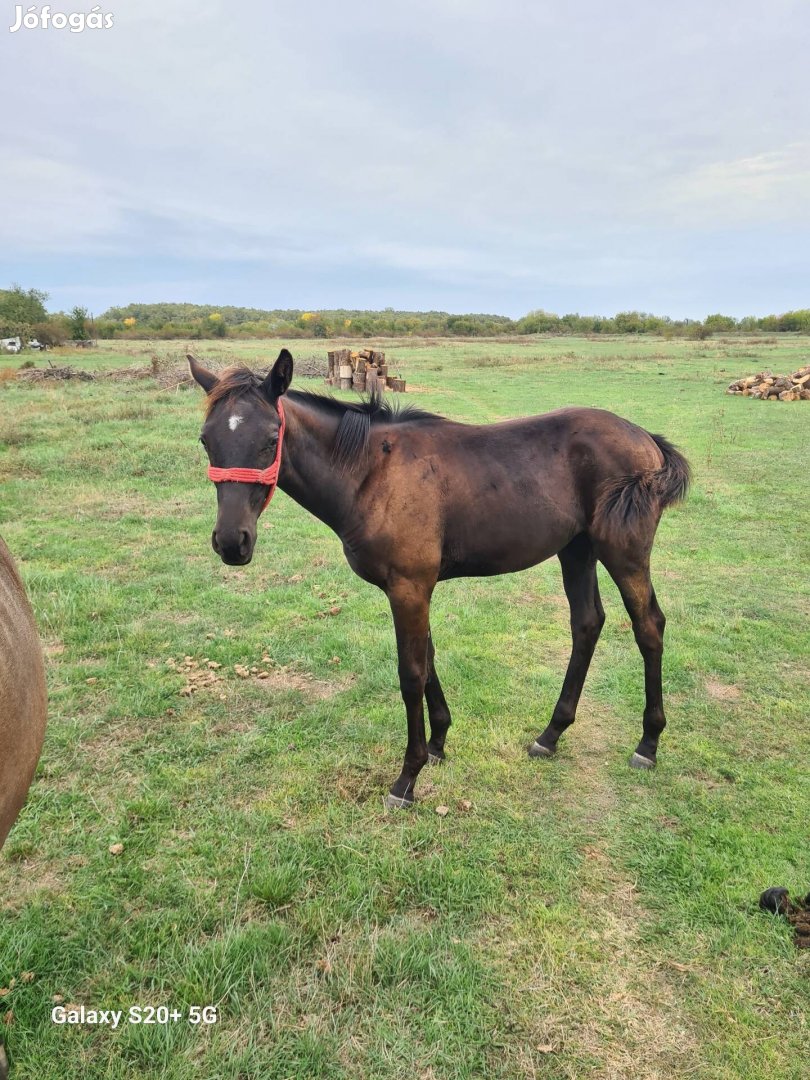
(706, 679), (742, 702)
(251, 666), (351, 699)
(0, 861), (67, 913)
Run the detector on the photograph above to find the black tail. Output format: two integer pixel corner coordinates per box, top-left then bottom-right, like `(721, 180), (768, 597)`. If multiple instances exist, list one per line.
(594, 433), (691, 532)
(649, 434), (691, 508)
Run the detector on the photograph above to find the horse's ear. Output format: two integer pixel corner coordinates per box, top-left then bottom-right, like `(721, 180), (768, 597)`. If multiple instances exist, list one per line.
(261, 348), (293, 401)
(187, 354), (219, 393)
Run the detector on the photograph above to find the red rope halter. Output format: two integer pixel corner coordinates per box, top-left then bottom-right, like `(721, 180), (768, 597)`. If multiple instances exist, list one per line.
(207, 399), (286, 514)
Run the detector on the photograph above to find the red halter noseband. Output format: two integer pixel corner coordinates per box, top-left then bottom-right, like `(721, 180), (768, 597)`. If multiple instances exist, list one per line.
(207, 399), (286, 514)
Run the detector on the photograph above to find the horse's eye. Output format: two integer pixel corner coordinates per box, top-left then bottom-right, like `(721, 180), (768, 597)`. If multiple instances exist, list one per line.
(199, 436), (207, 449)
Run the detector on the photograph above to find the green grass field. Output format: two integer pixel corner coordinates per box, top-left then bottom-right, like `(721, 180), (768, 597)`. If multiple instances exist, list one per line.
(1, 336), (808, 1079)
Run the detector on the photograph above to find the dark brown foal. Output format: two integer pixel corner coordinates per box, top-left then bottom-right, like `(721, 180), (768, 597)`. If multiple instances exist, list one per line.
(189, 351), (689, 808)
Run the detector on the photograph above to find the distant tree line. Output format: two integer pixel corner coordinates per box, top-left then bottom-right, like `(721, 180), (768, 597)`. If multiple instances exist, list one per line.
(85, 302), (810, 339)
(2, 285), (810, 344)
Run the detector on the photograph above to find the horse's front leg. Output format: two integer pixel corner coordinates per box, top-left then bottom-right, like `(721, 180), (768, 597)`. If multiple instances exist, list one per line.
(385, 578), (432, 810)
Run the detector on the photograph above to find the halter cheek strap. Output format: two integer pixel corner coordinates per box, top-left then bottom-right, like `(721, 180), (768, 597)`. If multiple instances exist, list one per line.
(207, 399), (286, 514)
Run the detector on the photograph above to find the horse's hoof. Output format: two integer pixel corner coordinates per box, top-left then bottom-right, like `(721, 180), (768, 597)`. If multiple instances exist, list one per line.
(427, 752), (444, 766)
(629, 752), (656, 770)
(528, 740), (555, 758)
(384, 793), (414, 811)
(0, 1044), (8, 1080)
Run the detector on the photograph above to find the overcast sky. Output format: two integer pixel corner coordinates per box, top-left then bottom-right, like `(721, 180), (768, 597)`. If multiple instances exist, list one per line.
(1, 0), (808, 317)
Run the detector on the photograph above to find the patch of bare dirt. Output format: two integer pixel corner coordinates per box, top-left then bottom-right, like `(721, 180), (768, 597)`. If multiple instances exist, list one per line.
(0, 863), (65, 912)
(250, 667), (349, 699)
(706, 679), (741, 702)
(401, 384), (434, 394)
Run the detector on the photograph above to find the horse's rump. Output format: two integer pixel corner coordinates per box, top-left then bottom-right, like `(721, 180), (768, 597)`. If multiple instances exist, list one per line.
(593, 433), (691, 538)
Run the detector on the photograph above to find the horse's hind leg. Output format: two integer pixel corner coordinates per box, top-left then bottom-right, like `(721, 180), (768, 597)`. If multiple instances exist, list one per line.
(530, 534), (605, 758)
(425, 630), (452, 764)
(597, 545), (667, 769)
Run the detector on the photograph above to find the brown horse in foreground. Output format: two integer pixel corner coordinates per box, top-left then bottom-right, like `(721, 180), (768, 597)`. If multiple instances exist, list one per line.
(189, 351), (690, 810)
(0, 536), (47, 1079)
(0, 537), (46, 847)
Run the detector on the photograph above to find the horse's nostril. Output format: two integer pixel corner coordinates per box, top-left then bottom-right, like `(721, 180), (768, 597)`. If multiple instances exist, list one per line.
(211, 527), (251, 564)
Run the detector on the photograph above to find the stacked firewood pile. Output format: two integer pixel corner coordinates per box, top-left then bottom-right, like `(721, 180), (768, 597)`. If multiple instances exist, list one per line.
(326, 348), (406, 393)
(726, 364), (810, 400)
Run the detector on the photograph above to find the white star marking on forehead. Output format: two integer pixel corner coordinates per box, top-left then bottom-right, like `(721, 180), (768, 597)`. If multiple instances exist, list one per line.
(228, 415), (244, 431)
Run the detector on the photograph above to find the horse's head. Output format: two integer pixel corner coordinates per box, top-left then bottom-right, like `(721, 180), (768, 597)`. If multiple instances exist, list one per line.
(189, 349), (293, 565)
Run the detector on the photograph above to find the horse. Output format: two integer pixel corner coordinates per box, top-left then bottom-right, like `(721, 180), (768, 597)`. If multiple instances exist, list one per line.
(188, 350), (690, 810)
(0, 536), (47, 1080)
(0, 537), (47, 849)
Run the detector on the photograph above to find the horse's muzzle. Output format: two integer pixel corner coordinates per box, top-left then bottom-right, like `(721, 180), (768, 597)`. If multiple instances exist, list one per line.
(212, 528), (255, 566)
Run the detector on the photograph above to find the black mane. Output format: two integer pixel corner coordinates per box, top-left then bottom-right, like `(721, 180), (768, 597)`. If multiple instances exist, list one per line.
(287, 389), (442, 472)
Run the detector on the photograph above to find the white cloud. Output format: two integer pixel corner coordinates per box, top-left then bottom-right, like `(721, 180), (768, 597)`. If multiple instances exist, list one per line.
(667, 144), (810, 224)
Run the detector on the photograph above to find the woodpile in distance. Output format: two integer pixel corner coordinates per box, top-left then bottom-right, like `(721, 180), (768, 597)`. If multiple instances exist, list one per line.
(16, 365), (95, 381)
(726, 364), (810, 401)
(326, 348), (406, 393)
